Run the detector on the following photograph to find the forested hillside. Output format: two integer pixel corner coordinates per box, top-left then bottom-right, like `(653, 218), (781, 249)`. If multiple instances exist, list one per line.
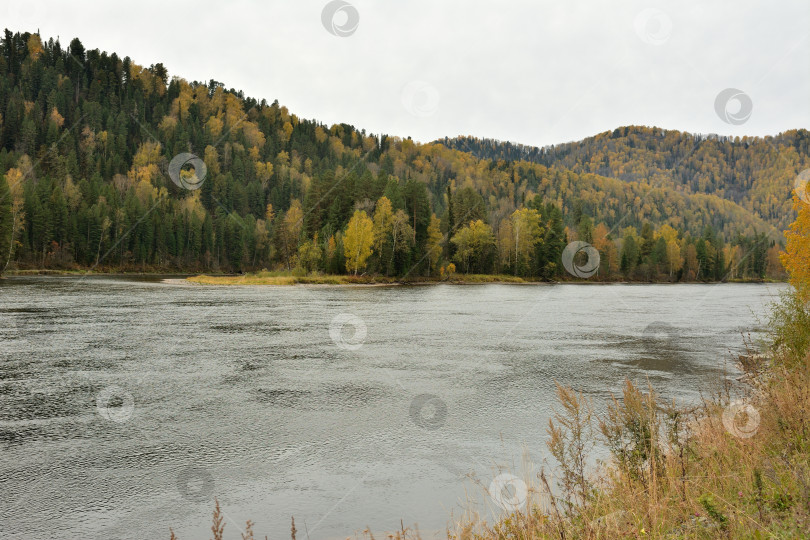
(0, 30), (792, 280)
(442, 127), (810, 232)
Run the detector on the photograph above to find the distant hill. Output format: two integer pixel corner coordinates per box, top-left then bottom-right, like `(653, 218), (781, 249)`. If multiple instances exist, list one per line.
(440, 127), (810, 232)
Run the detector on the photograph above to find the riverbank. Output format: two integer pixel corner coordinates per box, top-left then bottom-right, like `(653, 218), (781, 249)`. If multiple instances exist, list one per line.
(184, 271), (782, 286)
(2, 268), (785, 285)
(185, 272), (529, 286)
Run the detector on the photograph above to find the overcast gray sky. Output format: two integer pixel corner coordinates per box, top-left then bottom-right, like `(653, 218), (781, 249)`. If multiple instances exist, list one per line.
(4, 0), (809, 147)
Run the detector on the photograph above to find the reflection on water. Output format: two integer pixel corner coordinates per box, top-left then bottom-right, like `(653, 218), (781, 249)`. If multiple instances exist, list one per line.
(0, 277), (783, 539)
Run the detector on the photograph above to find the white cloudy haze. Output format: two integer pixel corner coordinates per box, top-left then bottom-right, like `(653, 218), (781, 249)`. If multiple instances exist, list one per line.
(3, 0), (809, 147)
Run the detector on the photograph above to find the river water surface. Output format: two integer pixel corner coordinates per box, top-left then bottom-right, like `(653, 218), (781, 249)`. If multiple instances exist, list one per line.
(0, 277), (785, 539)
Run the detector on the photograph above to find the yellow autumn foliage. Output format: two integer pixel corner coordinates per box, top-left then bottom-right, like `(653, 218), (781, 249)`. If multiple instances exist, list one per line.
(781, 194), (810, 300)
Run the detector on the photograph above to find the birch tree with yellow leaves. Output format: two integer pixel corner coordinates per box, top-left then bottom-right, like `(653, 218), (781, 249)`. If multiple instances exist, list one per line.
(510, 207), (543, 276)
(781, 193), (810, 300)
(343, 210), (374, 275)
(1, 164), (28, 273)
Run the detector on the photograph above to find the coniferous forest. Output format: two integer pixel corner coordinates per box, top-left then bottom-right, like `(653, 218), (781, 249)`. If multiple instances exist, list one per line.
(0, 30), (806, 281)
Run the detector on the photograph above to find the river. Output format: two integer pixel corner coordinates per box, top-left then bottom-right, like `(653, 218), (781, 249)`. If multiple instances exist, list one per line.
(0, 277), (785, 539)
